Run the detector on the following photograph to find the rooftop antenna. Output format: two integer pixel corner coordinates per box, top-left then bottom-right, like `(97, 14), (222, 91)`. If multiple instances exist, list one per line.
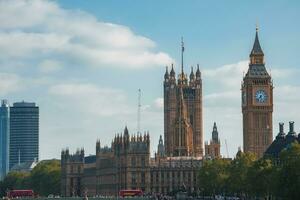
(137, 89), (141, 134)
(225, 139), (229, 158)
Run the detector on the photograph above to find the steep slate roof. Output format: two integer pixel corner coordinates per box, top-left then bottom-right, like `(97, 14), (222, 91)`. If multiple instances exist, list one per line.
(246, 29), (270, 78)
(250, 29), (264, 56)
(264, 122), (300, 158)
(246, 64), (270, 77)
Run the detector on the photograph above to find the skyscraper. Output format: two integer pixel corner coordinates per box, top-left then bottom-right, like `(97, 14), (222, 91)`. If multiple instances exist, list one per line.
(0, 100), (10, 180)
(9, 101), (39, 169)
(242, 27), (273, 158)
(163, 39), (203, 157)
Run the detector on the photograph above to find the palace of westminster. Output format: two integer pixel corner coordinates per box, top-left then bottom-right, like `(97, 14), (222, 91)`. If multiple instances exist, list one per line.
(61, 28), (277, 196)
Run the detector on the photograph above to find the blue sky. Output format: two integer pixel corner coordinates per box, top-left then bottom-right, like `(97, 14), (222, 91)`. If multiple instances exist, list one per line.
(59, 0), (300, 68)
(0, 0), (299, 159)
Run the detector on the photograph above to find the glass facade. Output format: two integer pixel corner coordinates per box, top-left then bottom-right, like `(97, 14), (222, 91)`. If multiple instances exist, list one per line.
(0, 100), (9, 180)
(9, 101), (39, 169)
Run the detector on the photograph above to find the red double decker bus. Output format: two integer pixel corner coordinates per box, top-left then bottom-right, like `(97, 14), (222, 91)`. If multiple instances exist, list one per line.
(7, 190), (34, 198)
(119, 189), (143, 197)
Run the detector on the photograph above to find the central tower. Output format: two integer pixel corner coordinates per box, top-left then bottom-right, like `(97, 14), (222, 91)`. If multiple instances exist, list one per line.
(164, 39), (203, 157)
(242, 27), (273, 158)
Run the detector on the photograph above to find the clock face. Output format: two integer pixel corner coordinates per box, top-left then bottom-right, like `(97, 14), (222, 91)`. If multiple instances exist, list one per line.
(255, 90), (267, 103)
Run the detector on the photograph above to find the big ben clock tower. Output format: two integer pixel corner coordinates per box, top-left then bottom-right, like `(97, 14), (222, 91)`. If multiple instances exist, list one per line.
(242, 27), (273, 158)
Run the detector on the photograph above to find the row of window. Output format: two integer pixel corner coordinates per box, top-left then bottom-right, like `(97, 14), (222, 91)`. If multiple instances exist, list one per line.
(131, 156), (146, 167)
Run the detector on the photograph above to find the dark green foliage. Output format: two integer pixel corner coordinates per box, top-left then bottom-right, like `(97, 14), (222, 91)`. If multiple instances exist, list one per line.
(0, 172), (30, 196)
(197, 142), (300, 199)
(198, 158), (230, 195)
(30, 160), (61, 196)
(227, 152), (256, 196)
(0, 160), (60, 197)
(277, 142), (300, 199)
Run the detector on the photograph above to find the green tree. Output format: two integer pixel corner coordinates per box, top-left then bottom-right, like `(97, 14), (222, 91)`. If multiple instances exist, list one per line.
(0, 160), (61, 197)
(227, 151), (256, 197)
(0, 171), (30, 197)
(198, 158), (231, 196)
(277, 142), (300, 199)
(30, 159), (61, 196)
(247, 158), (275, 198)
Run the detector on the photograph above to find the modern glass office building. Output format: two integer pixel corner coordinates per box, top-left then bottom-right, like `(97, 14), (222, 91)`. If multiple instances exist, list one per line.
(9, 101), (39, 169)
(0, 100), (9, 180)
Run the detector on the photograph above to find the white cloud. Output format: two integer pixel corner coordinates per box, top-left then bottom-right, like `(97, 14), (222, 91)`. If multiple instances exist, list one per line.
(0, 73), (22, 95)
(0, 0), (173, 69)
(49, 83), (132, 117)
(203, 60), (248, 88)
(270, 68), (300, 79)
(0, 0), (173, 159)
(39, 59), (63, 73)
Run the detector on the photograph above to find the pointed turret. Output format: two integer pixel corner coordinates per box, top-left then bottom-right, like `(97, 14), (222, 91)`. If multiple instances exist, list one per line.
(250, 26), (264, 65)
(96, 139), (101, 154)
(157, 135), (165, 157)
(170, 64), (175, 78)
(250, 26), (264, 56)
(190, 66), (195, 81)
(164, 66), (169, 80)
(196, 64), (201, 78)
(124, 126), (129, 146)
(159, 135), (163, 145)
(212, 122), (219, 143)
(124, 126), (129, 136)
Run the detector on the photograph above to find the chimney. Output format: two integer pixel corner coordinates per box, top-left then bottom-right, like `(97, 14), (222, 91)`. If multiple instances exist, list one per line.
(279, 122), (284, 134)
(289, 121), (295, 134)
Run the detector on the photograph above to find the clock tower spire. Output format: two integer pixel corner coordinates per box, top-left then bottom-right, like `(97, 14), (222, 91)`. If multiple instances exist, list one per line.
(250, 26), (264, 65)
(241, 27), (273, 158)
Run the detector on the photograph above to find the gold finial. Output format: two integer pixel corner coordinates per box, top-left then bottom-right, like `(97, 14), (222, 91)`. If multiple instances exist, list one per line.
(256, 21), (259, 32)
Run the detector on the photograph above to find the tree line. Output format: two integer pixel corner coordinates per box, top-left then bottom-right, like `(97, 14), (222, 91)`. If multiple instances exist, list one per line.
(198, 142), (300, 199)
(1, 143), (300, 199)
(0, 160), (60, 197)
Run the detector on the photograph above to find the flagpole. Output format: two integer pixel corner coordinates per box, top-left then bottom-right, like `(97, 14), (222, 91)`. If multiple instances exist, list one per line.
(181, 37), (184, 75)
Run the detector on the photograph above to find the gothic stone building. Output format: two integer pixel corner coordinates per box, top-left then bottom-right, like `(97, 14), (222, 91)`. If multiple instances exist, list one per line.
(61, 127), (202, 197)
(205, 122), (221, 159)
(164, 60), (203, 157)
(242, 28), (273, 158)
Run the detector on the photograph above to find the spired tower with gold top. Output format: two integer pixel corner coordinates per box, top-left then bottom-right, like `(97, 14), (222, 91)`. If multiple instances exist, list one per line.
(242, 27), (273, 158)
(164, 39), (203, 157)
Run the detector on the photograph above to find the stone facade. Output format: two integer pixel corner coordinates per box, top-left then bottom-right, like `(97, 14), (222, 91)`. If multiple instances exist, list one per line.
(61, 127), (202, 197)
(61, 149), (85, 197)
(164, 63), (203, 157)
(242, 28), (273, 158)
(205, 122), (221, 159)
